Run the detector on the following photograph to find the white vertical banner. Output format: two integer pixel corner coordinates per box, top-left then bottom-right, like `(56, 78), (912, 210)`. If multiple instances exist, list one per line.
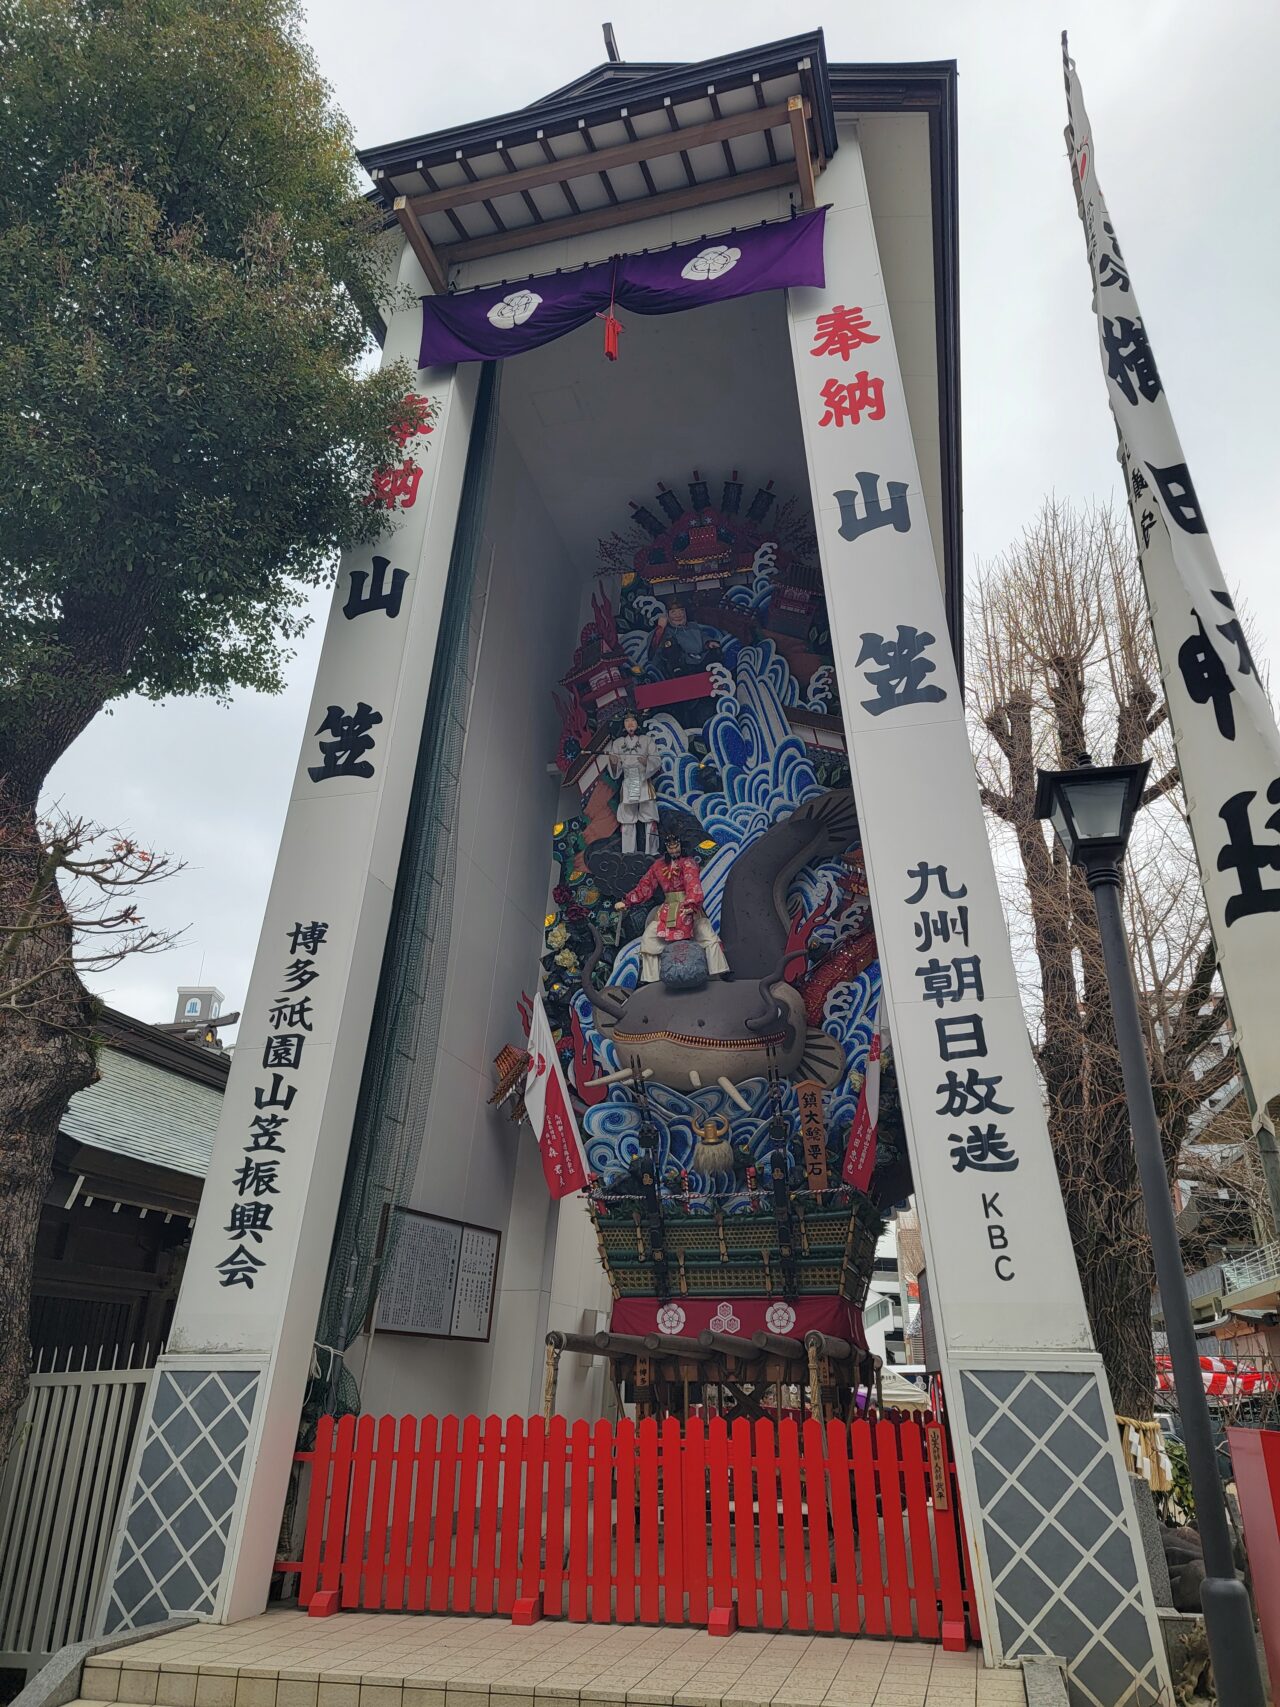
(786, 130), (1167, 1697)
(102, 245), (482, 1630)
(1065, 40), (1280, 1131)
(788, 183), (1089, 1362)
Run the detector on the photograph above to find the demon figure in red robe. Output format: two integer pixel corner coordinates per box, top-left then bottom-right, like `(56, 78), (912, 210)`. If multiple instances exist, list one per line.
(615, 830), (730, 983)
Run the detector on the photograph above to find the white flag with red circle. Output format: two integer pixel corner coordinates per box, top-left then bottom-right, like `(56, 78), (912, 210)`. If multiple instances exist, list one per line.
(524, 994), (589, 1200)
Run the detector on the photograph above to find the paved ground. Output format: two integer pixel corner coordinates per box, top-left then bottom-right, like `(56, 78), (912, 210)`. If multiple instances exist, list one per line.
(75, 1612), (1025, 1707)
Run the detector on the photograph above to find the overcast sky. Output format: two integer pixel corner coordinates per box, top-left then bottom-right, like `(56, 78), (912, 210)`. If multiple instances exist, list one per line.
(46, 0), (1280, 1033)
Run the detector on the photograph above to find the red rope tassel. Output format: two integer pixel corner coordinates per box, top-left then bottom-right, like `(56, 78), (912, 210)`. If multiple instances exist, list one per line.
(597, 258), (623, 361)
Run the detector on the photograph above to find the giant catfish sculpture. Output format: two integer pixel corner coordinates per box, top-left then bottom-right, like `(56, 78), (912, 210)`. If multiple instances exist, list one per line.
(582, 790), (858, 1093)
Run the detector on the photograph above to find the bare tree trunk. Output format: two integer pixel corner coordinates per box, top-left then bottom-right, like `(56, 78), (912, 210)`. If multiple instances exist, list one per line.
(1079, 1241), (1159, 1419)
(0, 791), (97, 1466)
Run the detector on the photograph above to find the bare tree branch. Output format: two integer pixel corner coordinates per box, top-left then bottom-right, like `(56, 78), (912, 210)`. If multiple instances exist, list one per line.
(0, 809), (183, 1023)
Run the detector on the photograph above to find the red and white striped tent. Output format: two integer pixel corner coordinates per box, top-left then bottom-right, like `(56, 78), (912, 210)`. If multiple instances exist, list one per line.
(1156, 1354), (1280, 1398)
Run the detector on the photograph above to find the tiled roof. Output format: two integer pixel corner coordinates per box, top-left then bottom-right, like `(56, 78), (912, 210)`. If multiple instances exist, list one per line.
(61, 1044), (222, 1179)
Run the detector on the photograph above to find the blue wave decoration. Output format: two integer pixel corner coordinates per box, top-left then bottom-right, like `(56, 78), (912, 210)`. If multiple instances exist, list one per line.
(577, 643), (880, 1200)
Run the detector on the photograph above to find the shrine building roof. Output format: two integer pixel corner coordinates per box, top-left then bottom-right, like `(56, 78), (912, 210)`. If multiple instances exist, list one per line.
(361, 33), (962, 665)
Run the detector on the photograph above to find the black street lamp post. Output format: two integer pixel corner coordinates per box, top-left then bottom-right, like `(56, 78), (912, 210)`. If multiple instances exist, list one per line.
(1035, 755), (1264, 1707)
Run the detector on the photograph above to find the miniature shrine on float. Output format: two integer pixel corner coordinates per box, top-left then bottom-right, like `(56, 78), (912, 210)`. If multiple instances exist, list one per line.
(105, 34), (1173, 1700)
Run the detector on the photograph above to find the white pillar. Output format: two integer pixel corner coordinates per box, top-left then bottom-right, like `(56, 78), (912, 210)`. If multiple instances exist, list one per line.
(101, 245), (481, 1628)
(787, 133), (1170, 1702)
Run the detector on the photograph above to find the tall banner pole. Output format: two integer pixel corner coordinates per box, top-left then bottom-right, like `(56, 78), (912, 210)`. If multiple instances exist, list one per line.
(786, 132), (1169, 1700)
(1063, 35), (1280, 1233)
(99, 242), (479, 1628)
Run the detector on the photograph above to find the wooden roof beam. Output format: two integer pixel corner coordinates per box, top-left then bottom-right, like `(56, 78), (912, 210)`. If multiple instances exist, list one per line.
(787, 95), (817, 209)
(409, 101), (797, 219)
(393, 196), (449, 295)
(438, 161), (797, 266)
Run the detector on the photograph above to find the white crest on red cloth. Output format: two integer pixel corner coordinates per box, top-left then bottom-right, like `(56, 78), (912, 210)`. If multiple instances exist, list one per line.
(655, 1303), (686, 1335)
(765, 1301), (797, 1334)
(709, 1301), (741, 1333)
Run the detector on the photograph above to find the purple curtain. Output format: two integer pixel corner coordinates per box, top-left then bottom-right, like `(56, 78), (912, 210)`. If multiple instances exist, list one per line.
(418, 208), (826, 366)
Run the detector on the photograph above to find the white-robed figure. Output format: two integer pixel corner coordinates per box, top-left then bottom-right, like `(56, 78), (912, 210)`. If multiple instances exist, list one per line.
(606, 711), (661, 855)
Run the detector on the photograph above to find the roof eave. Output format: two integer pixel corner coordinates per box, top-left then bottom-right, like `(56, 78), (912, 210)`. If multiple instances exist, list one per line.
(359, 30), (836, 186)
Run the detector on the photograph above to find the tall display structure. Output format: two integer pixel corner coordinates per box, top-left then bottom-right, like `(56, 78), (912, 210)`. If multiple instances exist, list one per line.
(104, 33), (1171, 1704)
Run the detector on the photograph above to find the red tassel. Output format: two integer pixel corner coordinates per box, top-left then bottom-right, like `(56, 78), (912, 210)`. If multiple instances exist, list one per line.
(600, 309), (623, 362)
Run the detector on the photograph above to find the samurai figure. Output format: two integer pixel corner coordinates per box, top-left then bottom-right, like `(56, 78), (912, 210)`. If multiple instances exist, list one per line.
(615, 829), (730, 983)
(649, 602), (722, 679)
(605, 710), (661, 856)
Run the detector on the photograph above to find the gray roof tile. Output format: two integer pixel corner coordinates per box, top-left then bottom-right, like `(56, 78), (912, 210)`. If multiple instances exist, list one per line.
(61, 1046), (223, 1178)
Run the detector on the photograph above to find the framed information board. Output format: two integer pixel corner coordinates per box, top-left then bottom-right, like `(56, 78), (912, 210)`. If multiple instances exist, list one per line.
(373, 1207), (501, 1341)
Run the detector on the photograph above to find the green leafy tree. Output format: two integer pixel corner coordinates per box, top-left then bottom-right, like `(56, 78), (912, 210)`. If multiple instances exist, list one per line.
(0, 0), (416, 1460)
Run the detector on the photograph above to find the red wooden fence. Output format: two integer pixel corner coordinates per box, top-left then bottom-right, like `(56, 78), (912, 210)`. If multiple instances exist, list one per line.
(288, 1413), (979, 1645)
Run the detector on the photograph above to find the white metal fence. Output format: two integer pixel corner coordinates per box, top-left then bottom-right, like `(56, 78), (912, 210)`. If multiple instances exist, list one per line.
(1223, 1240), (1280, 1293)
(0, 1348), (156, 1678)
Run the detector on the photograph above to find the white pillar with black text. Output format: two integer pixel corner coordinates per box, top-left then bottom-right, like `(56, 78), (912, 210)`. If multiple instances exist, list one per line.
(787, 129), (1170, 1702)
(100, 247), (478, 1629)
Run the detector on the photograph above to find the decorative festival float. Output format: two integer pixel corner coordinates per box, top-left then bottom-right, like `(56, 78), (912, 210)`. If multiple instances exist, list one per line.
(494, 467), (913, 1421)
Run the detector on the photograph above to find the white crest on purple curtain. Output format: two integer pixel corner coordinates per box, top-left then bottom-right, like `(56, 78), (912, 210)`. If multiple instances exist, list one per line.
(681, 244), (741, 281)
(486, 290), (542, 329)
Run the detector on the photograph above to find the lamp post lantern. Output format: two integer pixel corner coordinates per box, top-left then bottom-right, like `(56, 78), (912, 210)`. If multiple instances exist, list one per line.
(1034, 755), (1264, 1707)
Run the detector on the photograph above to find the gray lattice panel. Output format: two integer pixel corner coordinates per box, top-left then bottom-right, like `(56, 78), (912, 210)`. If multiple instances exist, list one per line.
(104, 1368), (259, 1630)
(958, 1368), (1163, 1707)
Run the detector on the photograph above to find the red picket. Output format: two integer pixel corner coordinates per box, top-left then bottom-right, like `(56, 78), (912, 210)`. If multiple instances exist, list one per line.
(320, 1414), (354, 1602)
(496, 1416), (524, 1613)
(956, 1488), (982, 1640)
(298, 1414), (334, 1606)
(287, 1409), (975, 1649)
(876, 1421), (913, 1639)
(472, 1416), (502, 1613)
(454, 1415), (482, 1612)
(753, 1418), (784, 1630)
(824, 1420), (859, 1636)
(518, 1415), (545, 1606)
(660, 1416), (685, 1623)
(801, 1418), (835, 1633)
(729, 1418), (758, 1629)
(899, 1422), (938, 1639)
(929, 1422), (966, 1639)
(637, 1419), (660, 1624)
(707, 1419), (733, 1617)
(543, 1415), (568, 1618)
(567, 1419), (591, 1621)
(428, 1416), (459, 1612)
(850, 1417), (885, 1636)
(364, 1415), (397, 1610)
(405, 1414), (437, 1612)
(615, 1417), (637, 1623)
(681, 1418), (708, 1626)
(385, 1415), (417, 1610)
(777, 1419), (808, 1632)
(591, 1418), (614, 1621)
(341, 1415), (376, 1608)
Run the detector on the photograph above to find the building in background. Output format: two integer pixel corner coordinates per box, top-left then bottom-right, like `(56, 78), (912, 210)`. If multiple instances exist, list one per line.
(32, 1003), (223, 1367)
(863, 1224), (906, 1365)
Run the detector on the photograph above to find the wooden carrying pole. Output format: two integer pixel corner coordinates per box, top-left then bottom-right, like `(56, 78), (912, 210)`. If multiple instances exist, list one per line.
(750, 1331), (806, 1361)
(697, 1330), (765, 1362)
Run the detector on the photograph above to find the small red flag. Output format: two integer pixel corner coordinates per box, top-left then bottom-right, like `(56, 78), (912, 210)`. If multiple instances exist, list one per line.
(524, 994), (589, 1200)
